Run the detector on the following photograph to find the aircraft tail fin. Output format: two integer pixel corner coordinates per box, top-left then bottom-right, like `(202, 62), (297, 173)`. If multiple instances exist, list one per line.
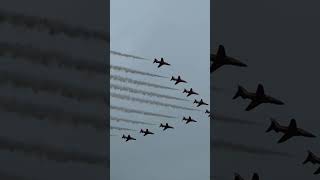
(266, 118), (281, 132)
(232, 85), (248, 99)
(153, 59), (157, 63)
(171, 76), (175, 81)
(140, 129), (143, 133)
(303, 150), (317, 164)
(122, 134), (125, 139)
(160, 123), (164, 127)
(183, 89), (187, 93)
(194, 99), (198, 104)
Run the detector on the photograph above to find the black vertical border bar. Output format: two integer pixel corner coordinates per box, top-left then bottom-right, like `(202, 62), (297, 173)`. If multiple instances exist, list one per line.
(0, 0), (110, 179)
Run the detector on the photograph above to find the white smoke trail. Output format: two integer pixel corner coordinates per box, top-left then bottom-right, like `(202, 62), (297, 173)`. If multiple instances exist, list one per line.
(110, 83), (188, 102)
(110, 75), (178, 91)
(110, 50), (149, 60)
(110, 65), (167, 78)
(0, 9), (108, 42)
(110, 126), (137, 132)
(111, 116), (155, 125)
(110, 105), (177, 119)
(110, 92), (199, 111)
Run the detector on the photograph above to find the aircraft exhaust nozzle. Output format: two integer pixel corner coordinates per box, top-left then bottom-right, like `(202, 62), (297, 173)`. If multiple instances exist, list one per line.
(232, 85), (246, 99)
(266, 119), (280, 133)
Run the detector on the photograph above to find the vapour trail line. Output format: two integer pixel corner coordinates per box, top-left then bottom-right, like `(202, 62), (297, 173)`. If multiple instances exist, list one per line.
(110, 50), (149, 61)
(0, 135), (107, 166)
(0, 42), (106, 74)
(110, 65), (167, 78)
(110, 92), (199, 111)
(110, 105), (177, 119)
(110, 83), (188, 102)
(110, 74), (179, 91)
(0, 9), (109, 42)
(110, 116), (156, 125)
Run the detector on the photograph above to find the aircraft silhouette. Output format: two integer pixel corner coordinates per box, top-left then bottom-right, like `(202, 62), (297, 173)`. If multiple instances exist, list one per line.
(182, 116), (197, 124)
(303, 151), (320, 175)
(303, 151), (320, 165)
(266, 118), (316, 143)
(205, 109), (210, 117)
(211, 45), (247, 72)
(140, 129), (154, 136)
(153, 58), (170, 68)
(233, 84), (284, 111)
(194, 99), (208, 107)
(122, 134), (136, 142)
(171, 75), (187, 85)
(160, 123), (174, 131)
(183, 88), (199, 97)
(234, 173), (259, 180)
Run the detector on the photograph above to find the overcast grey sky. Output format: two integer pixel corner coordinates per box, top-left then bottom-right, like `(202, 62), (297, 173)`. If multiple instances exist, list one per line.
(211, 0), (320, 179)
(110, 0), (210, 180)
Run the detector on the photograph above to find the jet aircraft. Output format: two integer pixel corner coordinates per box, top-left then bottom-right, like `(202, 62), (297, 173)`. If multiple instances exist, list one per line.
(182, 116), (197, 124)
(122, 134), (136, 142)
(153, 58), (170, 68)
(211, 45), (247, 72)
(233, 84), (284, 111)
(171, 75), (187, 85)
(160, 123), (174, 131)
(266, 118), (316, 143)
(194, 99), (209, 107)
(183, 88), (199, 97)
(140, 129), (154, 136)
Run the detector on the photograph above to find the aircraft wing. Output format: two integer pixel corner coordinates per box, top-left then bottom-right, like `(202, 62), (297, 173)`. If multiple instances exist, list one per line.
(278, 133), (293, 143)
(175, 81), (179, 85)
(158, 63), (162, 68)
(245, 100), (261, 111)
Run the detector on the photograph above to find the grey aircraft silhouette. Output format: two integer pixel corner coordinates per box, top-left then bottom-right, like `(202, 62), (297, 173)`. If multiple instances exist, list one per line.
(153, 58), (170, 68)
(234, 173), (259, 180)
(211, 45), (247, 72)
(122, 134), (136, 142)
(233, 84), (284, 111)
(140, 129), (154, 136)
(183, 88), (199, 97)
(303, 151), (320, 175)
(171, 75), (187, 85)
(194, 99), (208, 107)
(160, 123), (174, 131)
(182, 116), (197, 124)
(266, 118), (316, 143)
